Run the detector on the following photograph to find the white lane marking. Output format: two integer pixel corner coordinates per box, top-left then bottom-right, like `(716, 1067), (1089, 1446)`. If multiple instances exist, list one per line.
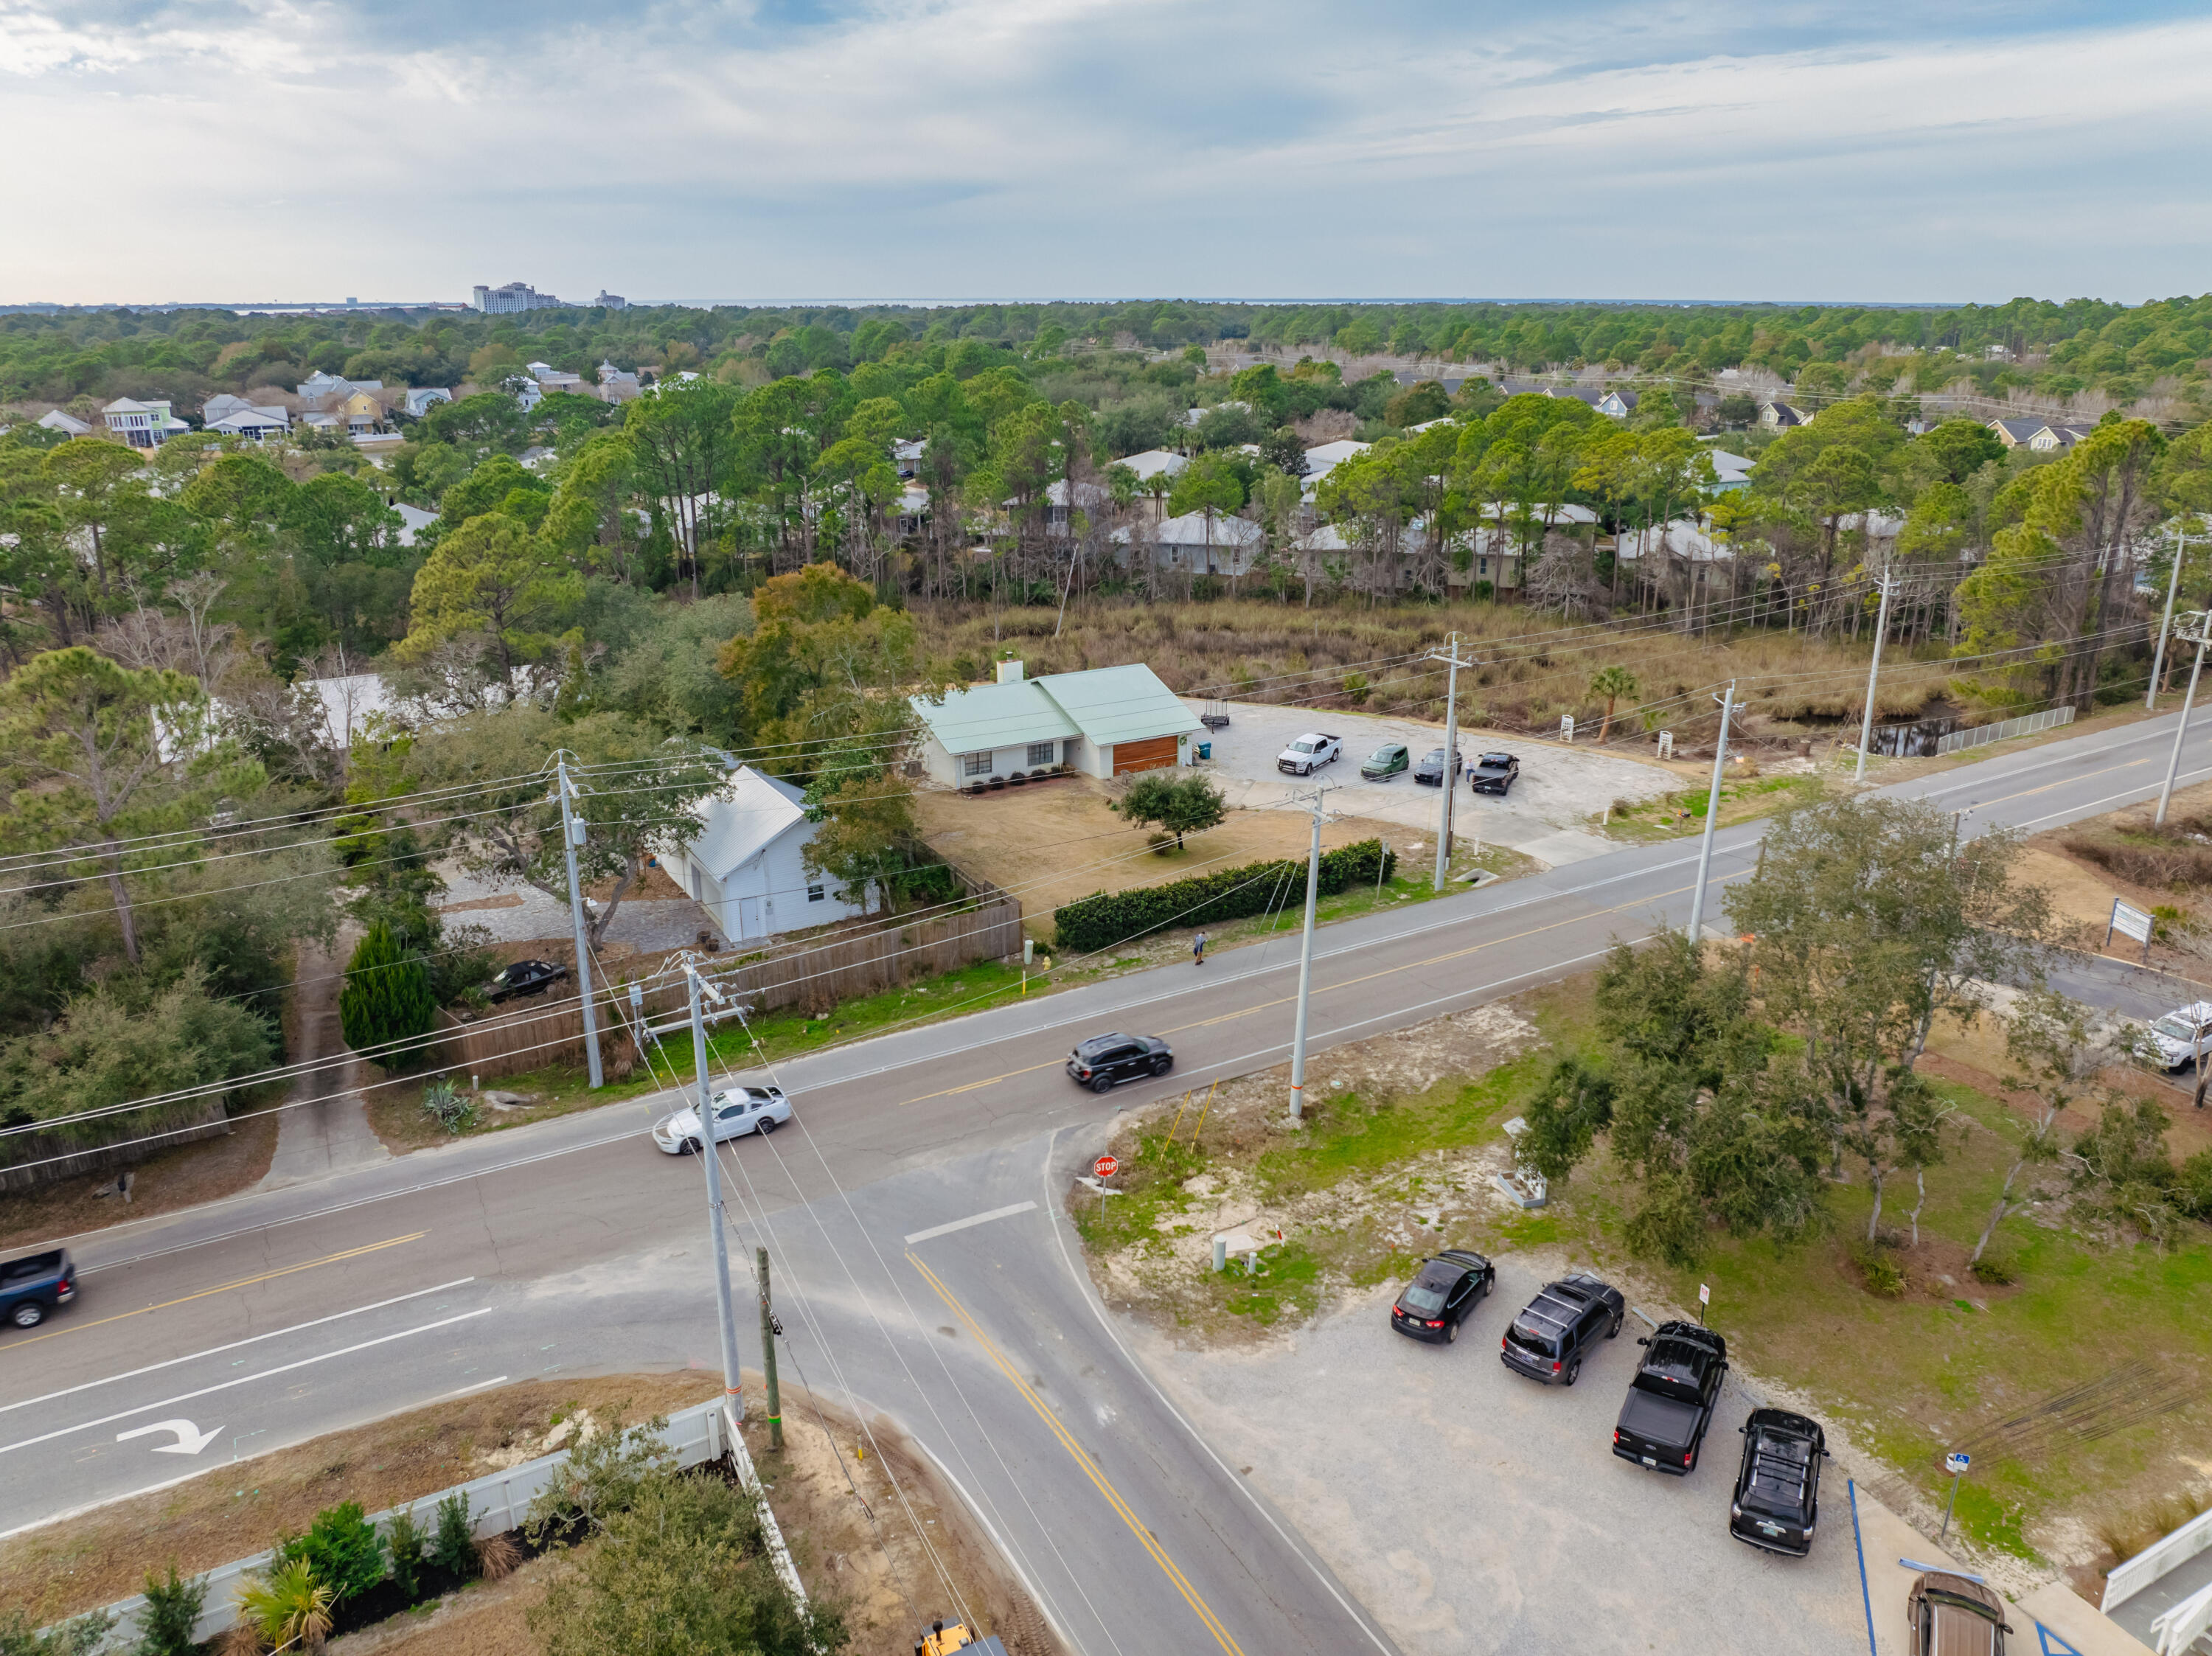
(904, 1201), (1039, 1246)
(116, 1419), (220, 1455)
(0, 1308), (493, 1458)
(0, 1277), (477, 1418)
(2011, 762), (2212, 832)
(439, 1374), (509, 1400)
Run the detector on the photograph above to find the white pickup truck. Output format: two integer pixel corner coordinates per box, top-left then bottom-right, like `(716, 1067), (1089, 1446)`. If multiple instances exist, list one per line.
(1276, 731), (1343, 776)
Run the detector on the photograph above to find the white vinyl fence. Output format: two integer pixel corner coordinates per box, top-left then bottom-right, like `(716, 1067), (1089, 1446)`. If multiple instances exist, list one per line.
(69, 1398), (737, 1653)
(1933, 704), (2076, 756)
(2105, 1503), (2212, 1613)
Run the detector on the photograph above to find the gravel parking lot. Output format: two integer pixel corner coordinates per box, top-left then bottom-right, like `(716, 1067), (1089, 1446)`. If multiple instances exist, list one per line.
(1187, 700), (1680, 869)
(1139, 1256), (1869, 1656)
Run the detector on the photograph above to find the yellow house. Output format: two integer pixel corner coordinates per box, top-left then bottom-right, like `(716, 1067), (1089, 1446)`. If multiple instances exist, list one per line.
(341, 391), (386, 434)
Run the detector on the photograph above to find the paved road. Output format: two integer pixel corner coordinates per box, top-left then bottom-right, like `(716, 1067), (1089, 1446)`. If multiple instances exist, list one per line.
(7, 709), (2211, 1653)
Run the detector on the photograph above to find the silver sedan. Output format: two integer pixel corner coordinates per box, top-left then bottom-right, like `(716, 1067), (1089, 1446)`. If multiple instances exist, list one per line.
(651, 1085), (790, 1153)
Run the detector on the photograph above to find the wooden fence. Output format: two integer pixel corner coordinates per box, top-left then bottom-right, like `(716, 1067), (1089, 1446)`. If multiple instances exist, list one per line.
(0, 1097), (232, 1194)
(434, 888), (1024, 1082)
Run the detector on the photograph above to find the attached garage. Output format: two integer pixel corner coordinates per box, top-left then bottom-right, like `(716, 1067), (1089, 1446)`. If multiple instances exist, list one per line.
(1110, 735), (1180, 776)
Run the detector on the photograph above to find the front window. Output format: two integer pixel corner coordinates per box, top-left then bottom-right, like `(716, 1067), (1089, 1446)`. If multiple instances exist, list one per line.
(1293, 741), (1316, 754)
(2153, 1015), (2195, 1040)
(962, 751), (991, 777)
(807, 883), (825, 902)
(1027, 742), (1056, 768)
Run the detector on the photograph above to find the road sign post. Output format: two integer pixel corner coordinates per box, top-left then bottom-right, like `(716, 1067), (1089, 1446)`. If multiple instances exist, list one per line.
(1697, 1282), (1710, 1325)
(1093, 1154), (1119, 1180)
(1940, 1451), (1970, 1543)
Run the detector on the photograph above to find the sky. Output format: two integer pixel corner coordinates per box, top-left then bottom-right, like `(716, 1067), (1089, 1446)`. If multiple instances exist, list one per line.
(2, 0), (2208, 308)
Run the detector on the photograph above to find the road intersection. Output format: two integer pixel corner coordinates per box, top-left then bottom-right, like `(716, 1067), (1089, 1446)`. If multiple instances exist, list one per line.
(7, 710), (2211, 1653)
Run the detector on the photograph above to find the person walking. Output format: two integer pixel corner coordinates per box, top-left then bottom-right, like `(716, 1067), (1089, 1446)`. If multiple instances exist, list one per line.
(1192, 930), (1208, 966)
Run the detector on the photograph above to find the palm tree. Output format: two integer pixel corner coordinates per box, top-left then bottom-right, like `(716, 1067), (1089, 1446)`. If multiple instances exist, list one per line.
(234, 1559), (333, 1654)
(1589, 664), (1640, 744)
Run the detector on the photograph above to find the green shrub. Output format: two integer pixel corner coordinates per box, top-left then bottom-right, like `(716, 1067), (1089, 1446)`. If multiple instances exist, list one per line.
(2177, 1149), (2212, 1220)
(1052, 838), (1394, 955)
(431, 1492), (479, 1579)
(338, 919), (438, 1065)
(133, 1562), (207, 1656)
(419, 1079), (478, 1135)
(384, 1508), (425, 1601)
(280, 1500), (386, 1603)
(1848, 1240), (1906, 1296)
(1969, 1250), (2017, 1285)
(0, 1609), (112, 1656)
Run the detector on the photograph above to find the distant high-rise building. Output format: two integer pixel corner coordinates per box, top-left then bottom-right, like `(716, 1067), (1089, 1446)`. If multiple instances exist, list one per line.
(593, 291), (630, 310)
(470, 282), (570, 314)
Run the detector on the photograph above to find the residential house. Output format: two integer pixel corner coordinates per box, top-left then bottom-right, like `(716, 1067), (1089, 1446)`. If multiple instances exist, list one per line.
(1703, 449), (1755, 493)
(35, 408), (92, 437)
(204, 401), (292, 442)
(674, 764), (872, 946)
(402, 387), (453, 419)
(1758, 400), (1811, 429)
(909, 660), (1202, 787)
(390, 501), (439, 546)
(1391, 371), (1469, 395)
(1041, 478), (1112, 537)
(1549, 386), (1638, 419)
(1113, 510), (1265, 578)
(892, 438), (927, 479)
(1181, 400), (1250, 427)
(521, 445), (555, 470)
(340, 390), (387, 434)
(101, 397), (189, 448)
(1301, 438), (1371, 494)
(1987, 417), (2045, 449)
(596, 362), (641, 404)
(296, 372), (383, 405)
(1614, 520), (1731, 567)
(527, 361), (585, 395)
(1109, 448), (1187, 485)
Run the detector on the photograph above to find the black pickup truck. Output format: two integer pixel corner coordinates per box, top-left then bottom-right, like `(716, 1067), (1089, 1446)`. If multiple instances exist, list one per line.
(1, 1249), (77, 1329)
(1612, 1320), (1728, 1475)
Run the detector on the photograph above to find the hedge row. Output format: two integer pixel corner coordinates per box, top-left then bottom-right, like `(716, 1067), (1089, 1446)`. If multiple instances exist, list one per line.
(1052, 838), (1396, 956)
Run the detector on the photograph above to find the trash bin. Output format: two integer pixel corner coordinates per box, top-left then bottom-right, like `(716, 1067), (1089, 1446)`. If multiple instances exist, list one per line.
(1196, 741), (1211, 761)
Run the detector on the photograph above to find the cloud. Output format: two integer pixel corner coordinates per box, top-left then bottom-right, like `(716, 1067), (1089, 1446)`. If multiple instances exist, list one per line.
(0, 0), (2206, 304)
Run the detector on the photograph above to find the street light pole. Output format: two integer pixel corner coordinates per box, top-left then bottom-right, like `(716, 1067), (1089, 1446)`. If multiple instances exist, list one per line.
(1287, 784), (1332, 1121)
(1853, 573), (1895, 784)
(2149, 526), (2188, 710)
(554, 754), (605, 1088)
(1686, 681), (1736, 945)
(1430, 634), (1473, 888)
(2155, 613), (2212, 826)
(682, 961), (745, 1428)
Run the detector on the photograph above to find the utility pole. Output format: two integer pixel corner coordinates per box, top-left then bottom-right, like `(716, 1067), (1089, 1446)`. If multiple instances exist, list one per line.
(2155, 613), (2212, 826)
(756, 1246), (782, 1450)
(681, 960), (744, 1429)
(1853, 572), (1896, 784)
(1429, 634), (1475, 888)
(1287, 784), (1332, 1121)
(2149, 526), (2188, 709)
(554, 754), (605, 1088)
(1686, 682), (1736, 944)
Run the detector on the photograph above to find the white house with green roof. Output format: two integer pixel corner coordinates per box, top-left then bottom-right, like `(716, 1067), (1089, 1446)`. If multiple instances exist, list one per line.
(910, 661), (1202, 788)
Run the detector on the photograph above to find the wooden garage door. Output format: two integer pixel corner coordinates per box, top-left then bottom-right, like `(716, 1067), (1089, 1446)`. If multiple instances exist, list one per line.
(1112, 735), (1179, 775)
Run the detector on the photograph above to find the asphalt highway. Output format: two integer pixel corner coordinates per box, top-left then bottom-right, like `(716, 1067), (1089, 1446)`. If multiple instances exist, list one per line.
(7, 709), (2212, 1654)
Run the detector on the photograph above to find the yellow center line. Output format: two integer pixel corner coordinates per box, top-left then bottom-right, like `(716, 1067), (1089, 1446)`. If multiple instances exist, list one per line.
(1966, 754), (2147, 811)
(4, 1233), (430, 1350)
(908, 1251), (1247, 1656)
(897, 882), (1696, 1105)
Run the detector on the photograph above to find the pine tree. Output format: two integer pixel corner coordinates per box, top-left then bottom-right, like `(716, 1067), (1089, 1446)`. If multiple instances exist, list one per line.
(338, 920), (437, 1065)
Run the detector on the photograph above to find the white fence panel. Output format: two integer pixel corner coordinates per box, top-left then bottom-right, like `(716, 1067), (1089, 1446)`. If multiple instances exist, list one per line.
(2105, 1503), (2212, 1612)
(1933, 704), (2076, 756)
(75, 1398), (728, 1652)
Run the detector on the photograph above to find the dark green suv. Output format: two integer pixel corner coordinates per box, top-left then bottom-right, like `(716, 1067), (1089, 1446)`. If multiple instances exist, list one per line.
(1360, 743), (1410, 780)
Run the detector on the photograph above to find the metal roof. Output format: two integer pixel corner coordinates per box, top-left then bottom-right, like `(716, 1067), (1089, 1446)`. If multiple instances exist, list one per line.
(1032, 664), (1203, 748)
(910, 679), (1080, 755)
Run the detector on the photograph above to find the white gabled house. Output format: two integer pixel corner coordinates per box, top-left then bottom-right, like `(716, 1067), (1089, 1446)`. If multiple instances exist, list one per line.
(102, 397), (189, 448)
(674, 764), (874, 945)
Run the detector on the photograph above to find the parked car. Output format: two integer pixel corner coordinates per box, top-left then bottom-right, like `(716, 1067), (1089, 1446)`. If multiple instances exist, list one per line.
(1729, 1408), (1829, 1556)
(1613, 1319), (1729, 1475)
(1390, 1248), (1494, 1343)
(1500, 1272), (1624, 1385)
(1906, 1571), (2011, 1655)
(652, 1085), (791, 1153)
(1066, 1033), (1173, 1093)
(483, 959), (568, 1003)
(2145, 1001), (2212, 1071)
(1412, 746), (1465, 787)
(1276, 732), (1343, 776)
(1360, 743), (1411, 781)
(1468, 752), (1521, 796)
(1, 1249), (77, 1329)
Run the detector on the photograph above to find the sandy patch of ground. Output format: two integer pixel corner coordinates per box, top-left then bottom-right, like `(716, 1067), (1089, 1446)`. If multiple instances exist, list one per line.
(0, 1110), (279, 1253)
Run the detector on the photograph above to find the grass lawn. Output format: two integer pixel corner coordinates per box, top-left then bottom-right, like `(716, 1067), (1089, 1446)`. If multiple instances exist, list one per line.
(1076, 971), (2212, 1580)
(1599, 768), (1829, 843)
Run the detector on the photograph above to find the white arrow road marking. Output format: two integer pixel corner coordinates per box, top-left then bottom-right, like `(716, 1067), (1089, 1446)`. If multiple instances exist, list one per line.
(0, 1307), (492, 1458)
(116, 1419), (221, 1455)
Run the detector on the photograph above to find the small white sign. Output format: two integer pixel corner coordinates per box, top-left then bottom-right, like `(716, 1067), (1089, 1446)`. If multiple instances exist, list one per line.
(2110, 899), (2154, 944)
(1657, 731), (1674, 761)
(1698, 1283), (1711, 1307)
(1559, 714), (1576, 743)
(1945, 1451), (1971, 1477)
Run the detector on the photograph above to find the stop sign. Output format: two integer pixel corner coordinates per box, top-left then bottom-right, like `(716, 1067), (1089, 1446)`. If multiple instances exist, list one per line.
(1093, 1154), (1119, 1180)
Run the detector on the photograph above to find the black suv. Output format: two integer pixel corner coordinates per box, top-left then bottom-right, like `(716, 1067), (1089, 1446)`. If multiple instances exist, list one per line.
(484, 959), (568, 1003)
(1413, 746), (1464, 787)
(1066, 1033), (1173, 1093)
(1389, 1249), (1495, 1343)
(1730, 1408), (1828, 1555)
(1500, 1272), (1624, 1385)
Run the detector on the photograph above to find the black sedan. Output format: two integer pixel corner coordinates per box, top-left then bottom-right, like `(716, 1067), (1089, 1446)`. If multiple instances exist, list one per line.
(1390, 1249), (1495, 1343)
(1730, 1408), (1829, 1556)
(1468, 753), (1521, 796)
(1412, 746), (1464, 786)
(483, 959), (568, 1003)
(1067, 1033), (1173, 1093)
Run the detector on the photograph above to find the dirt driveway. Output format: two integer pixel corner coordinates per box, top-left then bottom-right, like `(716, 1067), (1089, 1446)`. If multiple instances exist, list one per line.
(1188, 698), (1677, 868)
